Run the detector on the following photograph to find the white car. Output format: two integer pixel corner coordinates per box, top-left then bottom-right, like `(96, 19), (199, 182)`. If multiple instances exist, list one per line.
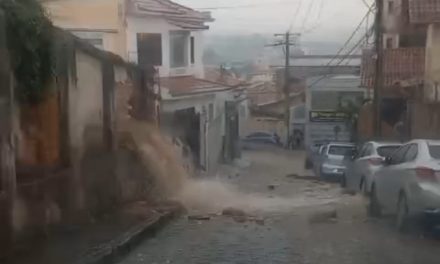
(314, 143), (356, 181)
(369, 140), (440, 231)
(343, 141), (401, 193)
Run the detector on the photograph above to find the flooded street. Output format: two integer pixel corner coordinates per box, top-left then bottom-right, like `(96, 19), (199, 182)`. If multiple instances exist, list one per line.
(117, 149), (440, 264)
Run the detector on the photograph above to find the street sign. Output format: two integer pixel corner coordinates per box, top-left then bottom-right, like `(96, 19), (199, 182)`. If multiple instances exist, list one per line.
(309, 111), (349, 122)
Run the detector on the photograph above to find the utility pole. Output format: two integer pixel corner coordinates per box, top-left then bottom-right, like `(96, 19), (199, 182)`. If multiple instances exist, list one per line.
(268, 32), (300, 147)
(373, 0), (383, 138)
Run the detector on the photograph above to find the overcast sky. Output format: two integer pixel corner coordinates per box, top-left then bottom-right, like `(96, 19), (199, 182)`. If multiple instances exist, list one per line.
(174, 0), (374, 42)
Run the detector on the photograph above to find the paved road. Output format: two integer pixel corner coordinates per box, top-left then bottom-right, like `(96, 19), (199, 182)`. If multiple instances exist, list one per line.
(118, 149), (440, 264)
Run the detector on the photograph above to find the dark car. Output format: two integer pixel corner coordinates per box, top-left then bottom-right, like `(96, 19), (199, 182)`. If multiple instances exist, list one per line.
(242, 132), (282, 150)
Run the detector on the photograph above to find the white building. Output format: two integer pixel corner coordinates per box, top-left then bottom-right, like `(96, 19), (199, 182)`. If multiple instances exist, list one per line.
(305, 75), (366, 147)
(125, 0), (248, 172)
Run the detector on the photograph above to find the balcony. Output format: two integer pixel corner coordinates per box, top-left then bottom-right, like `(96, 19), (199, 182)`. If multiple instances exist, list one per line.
(361, 48), (425, 97)
(409, 0), (440, 24)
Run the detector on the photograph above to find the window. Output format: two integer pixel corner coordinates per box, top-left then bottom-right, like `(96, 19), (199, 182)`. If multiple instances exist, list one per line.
(137, 33), (162, 66)
(170, 31), (189, 68)
(328, 145), (356, 157)
(390, 145), (410, 165)
(386, 37), (393, 49)
(363, 144), (374, 156)
(428, 145), (440, 159)
(190, 36), (195, 64)
(388, 1), (394, 14)
(403, 144), (418, 162)
(377, 145), (400, 157)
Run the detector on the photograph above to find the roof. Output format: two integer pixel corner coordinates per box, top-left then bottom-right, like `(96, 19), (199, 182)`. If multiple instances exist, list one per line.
(361, 48), (425, 89)
(204, 66), (245, 87)
(409, 0), (440, 24)
(127, 0), (213, 30)
(160, 76), (236, 96)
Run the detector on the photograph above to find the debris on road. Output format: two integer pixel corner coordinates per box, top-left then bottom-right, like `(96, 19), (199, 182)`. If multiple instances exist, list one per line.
(341, 189), (357, 196)
(255, 218), (265, 226)
(222, 207), (247, 217)
(286, 174), (317, 181)
(187, 215), (211, 221)
(267, 184), (278, 190)
(308, 208), (338, 224)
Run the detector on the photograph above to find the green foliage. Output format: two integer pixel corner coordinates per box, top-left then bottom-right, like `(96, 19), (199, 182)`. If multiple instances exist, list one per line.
(1, 0), (54, 104)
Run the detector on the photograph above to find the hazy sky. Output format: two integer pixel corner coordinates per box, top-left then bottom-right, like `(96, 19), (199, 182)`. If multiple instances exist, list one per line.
(174, 0), (374, 42)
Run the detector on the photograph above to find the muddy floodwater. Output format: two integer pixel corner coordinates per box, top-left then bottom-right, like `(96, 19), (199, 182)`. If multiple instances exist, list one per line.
(118, 149), (440, 264)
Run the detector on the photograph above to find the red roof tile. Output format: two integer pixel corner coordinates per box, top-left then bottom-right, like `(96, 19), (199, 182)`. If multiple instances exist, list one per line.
(409, 0), (440, 24)
(361, 48), (425, 89)
(204, 67), (245, 87)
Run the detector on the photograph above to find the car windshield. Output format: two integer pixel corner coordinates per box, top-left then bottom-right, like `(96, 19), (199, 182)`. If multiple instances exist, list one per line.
(328, 146), (355, 156)
(377, 146), (400, 157)
(428, 145), (440, 159)
(6, 0), (440, 263)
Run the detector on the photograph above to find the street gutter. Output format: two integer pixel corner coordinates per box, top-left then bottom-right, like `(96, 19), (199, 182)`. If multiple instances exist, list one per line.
(76, 210), (180, 264)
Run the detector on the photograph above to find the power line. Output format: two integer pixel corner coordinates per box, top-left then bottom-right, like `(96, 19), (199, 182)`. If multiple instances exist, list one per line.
(195, 0), (293, 10)
(307, 32), (370, 88)
(288, 0), (303, 32)
(320, 4), (375, 69)
(300, 0), (316, 31)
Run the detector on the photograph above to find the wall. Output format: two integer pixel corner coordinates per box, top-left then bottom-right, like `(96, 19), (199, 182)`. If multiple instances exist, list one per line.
(69, 50), (105, 157)
(382, 0), (403, 34)
(43, 0), (127, 59)
(424, 24), (440, 102)
(126, 16), (205, 78)
(245, 117), (287, 143)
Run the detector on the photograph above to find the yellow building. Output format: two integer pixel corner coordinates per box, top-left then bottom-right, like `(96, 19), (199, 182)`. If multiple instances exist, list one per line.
(43, 0), (127, 59)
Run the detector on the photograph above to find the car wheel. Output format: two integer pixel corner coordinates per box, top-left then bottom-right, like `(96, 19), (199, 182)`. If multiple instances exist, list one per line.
(368, 185), (381, 217)
(340, 174), (347, 188)
(396, 193), (409, 232)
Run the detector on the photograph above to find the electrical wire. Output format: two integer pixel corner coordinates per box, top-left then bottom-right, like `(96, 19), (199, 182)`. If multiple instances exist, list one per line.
(300, 0), (316, 31)
(288, 0), (303, 32)
(195, 0), (293, 10)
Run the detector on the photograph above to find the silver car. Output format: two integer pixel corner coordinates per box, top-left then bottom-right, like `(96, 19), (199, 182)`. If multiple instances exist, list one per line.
(343, 142), (401, 193)
(369, 140), (440, 231)
(315, 143), (356, 181)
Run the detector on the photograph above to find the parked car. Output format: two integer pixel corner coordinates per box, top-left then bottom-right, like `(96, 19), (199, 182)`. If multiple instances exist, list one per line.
(305, 140), (328, 169)
(343, 141), (401, 192)
(369, 140), (440, 231)
(314, 142), (356, 181)
(242, 132), (281, 150)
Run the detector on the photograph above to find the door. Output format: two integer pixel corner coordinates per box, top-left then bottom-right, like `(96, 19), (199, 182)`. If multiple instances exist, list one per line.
(352, 143), (372, 189)
(376, 145), (410, 212)
(386, 143), (418, 213)
(314, 145), (328, 176)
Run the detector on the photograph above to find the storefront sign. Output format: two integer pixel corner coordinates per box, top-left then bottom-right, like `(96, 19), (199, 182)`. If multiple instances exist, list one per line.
(309, 111), (348, 122)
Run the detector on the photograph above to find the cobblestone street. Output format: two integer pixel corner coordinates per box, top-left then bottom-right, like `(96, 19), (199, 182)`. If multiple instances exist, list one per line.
(118, 149), (440, 264)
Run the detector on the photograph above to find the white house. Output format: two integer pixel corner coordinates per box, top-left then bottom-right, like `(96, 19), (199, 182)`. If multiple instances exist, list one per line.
(125, 0), (248, 172)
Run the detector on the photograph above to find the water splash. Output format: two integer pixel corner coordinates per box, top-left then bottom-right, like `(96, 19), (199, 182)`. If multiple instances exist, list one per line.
(121, 121), (339, 215)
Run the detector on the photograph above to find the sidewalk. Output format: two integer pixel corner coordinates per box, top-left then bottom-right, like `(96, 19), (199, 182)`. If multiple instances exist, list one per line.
(7, 201), (181, 264)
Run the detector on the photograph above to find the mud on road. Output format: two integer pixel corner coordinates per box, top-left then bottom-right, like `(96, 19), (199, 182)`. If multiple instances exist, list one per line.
(118, 149), (440, 264)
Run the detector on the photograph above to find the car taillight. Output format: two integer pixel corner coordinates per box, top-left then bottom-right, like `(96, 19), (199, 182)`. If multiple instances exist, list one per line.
(368, 158), (383, 166)
(416, 167), (438, 182)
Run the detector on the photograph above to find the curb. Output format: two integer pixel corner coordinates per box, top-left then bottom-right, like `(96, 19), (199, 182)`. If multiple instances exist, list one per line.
(76, 209), (180, 264)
